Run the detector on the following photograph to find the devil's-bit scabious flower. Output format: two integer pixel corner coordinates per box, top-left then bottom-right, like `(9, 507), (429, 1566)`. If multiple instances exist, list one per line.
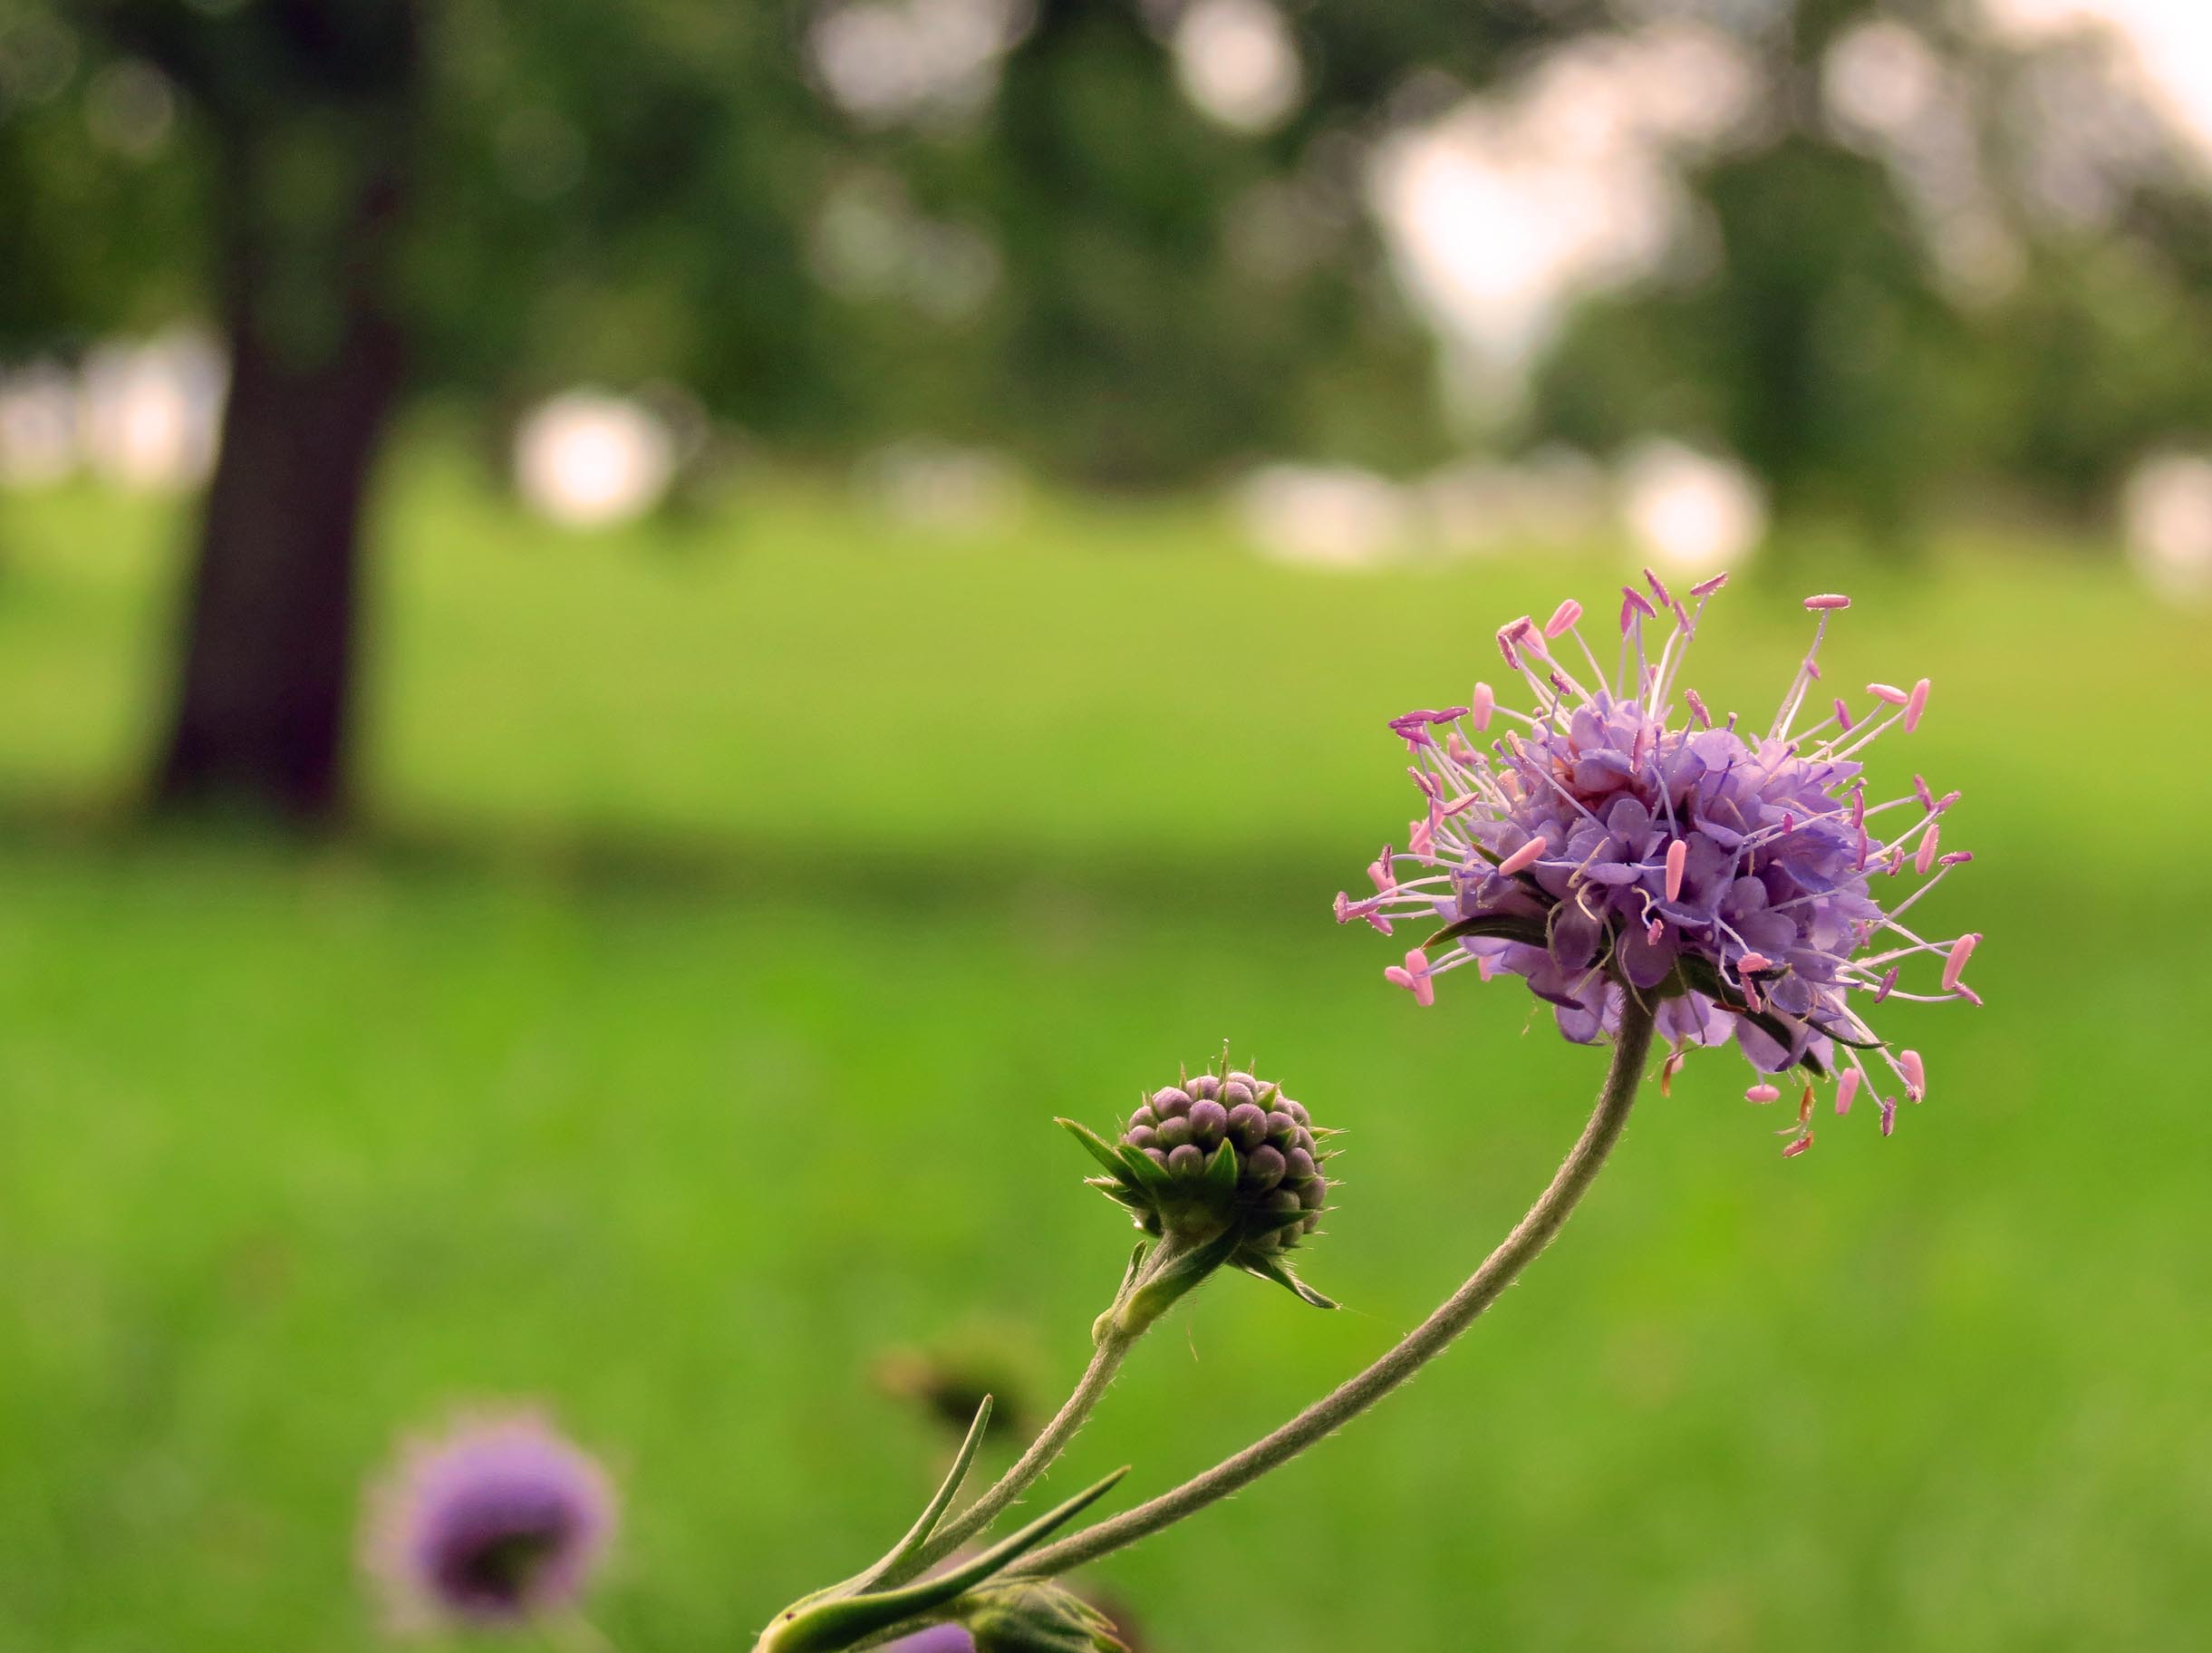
(362, 1410), (616, 1630)
(1336, 575), (1980, 1153)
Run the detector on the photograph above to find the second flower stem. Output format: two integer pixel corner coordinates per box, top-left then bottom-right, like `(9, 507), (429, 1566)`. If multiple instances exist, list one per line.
(1014, 999), (1657, 1580)
(893, 1233), (1190, 1581)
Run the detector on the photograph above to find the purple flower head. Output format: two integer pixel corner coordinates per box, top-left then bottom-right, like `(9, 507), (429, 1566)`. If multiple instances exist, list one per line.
(1336, 580), (1980, 1153)
(362, 1410), (616, 1629)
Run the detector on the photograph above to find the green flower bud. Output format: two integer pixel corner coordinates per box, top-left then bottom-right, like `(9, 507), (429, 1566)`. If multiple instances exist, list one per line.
(958, 1581), (1128, 1653)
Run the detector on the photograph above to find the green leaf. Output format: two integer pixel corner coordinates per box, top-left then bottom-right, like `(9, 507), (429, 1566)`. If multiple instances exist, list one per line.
(1115, 1225), (1240, 1336)
(1241, 1252), (1339, 1310)
(1058, 1118), (1126, 1178)
(1422, 913), (1549, 952)
(755, 1470), (1130, 1653)
(1115, 1141), (1171, 1193)
(1803, 1015), (1887, 1051)
(849, 1394), (995, 1592)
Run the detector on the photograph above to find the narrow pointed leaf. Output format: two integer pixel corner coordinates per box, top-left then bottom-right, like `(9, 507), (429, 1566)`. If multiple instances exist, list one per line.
(756, 1469), (1130, 1652)
(1422, 913), (1548, 952)
(1243, 1252), (1339, 1310)
(1086, 1176), (1145, 1207)
(1116, 1225), (1240, 1335)
(1117, 1241), (1148, 1297)
(1058, 1118), (1126, 1178)
(850, 1394), (994, 1591)
(1115, 1142), (1172, 1193)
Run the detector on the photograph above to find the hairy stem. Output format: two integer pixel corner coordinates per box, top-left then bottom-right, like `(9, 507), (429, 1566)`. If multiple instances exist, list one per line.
(891, 1235), (1187, 1582)
(1016, 1000), (1657, 1579)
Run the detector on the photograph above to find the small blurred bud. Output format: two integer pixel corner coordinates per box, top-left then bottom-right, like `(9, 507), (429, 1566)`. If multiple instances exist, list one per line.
(874, 1329), (1040, 1447)
(959, 1581), (1129, 1653)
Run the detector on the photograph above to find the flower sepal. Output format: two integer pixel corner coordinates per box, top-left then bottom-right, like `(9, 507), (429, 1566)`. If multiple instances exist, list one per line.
(953, 1580), (1130, 1653)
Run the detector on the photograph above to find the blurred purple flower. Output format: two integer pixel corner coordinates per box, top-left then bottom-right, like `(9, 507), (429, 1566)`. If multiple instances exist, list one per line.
(362, 1409), (616, 1629)
(887, 1626), (978, 1652)
(1338, 575), (1980, 1153)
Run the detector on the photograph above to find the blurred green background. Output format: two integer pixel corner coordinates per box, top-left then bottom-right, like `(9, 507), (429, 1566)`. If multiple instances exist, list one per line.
(6, 1), (2212, 1649)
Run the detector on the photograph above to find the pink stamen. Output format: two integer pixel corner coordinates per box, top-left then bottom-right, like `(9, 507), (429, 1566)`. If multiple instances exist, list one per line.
(1903, 677), (1931, 732)
(1408, 816), (1434, 856)
(1916, 825), (1940, 875)
(1689, 572), (1729, 596)
(1470, 682), (1495, 731)
(1544, 598), (1583, 637)
(1644, 567), (1675, 605)
(1868, 682), (1909, 705)
(1879, 1097), (1898, 1137)
(1938, 850), (1973, 866)
(1496, 626), (1521, 670)
(1873, 967), (1898, 1002)
(1833, 697), (1855, 732)
(1802, 593), (1851, 610)
(1620, 585), (1657, 620)
(1899, 1049), (1926, 1099)
(1334, 893), (1392, 935)
(1665, 838), (1687, 902)
(1367, 847), (1396, 893)
(1835, 1068), (1861, 1115)
(1941, 932), (1980, 992)
(1383, 949), (1435, 1008)
(1498, 836), (1547, 876)
(1738, 951), (1772, 974)
(1746, 1083), (1780, 1104)
(1685, 688), (1713, 728)
(1782, 1134), (1813, 1158)
(1647, 917), (1665, 945)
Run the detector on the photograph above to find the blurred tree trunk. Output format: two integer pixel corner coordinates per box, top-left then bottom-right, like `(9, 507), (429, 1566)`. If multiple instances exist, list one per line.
(117, 0), (421, 824)
(155, 177), (406, 819)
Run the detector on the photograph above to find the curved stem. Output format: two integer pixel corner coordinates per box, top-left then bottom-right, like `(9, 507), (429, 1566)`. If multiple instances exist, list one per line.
(891, 1235), (1188, 1582)
(1016, 1000), (1657, 1579)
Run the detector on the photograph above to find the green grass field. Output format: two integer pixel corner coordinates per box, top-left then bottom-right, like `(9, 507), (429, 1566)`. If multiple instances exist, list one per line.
(3, 463), (2207, 1651)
